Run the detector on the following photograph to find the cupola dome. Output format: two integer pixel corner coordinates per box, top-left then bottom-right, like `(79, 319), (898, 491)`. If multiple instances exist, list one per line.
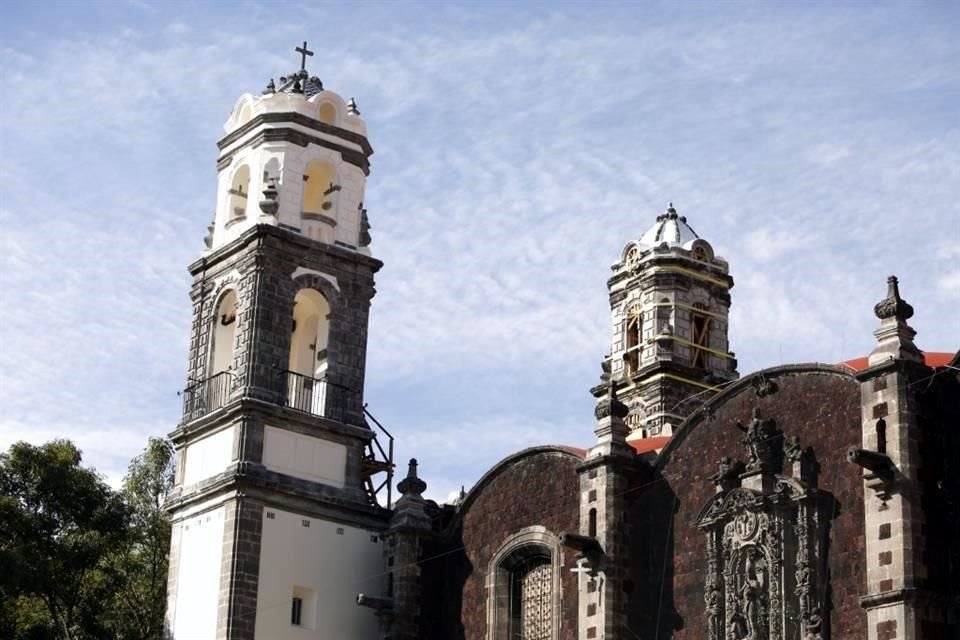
(637, 203), (700, 249)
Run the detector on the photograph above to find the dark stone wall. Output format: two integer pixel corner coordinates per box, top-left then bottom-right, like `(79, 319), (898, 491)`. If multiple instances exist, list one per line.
(182, 224), (381, 428)
(630, 367), (866, 639)
(421, 448), (582, 640)
(917, 363), (960, 635)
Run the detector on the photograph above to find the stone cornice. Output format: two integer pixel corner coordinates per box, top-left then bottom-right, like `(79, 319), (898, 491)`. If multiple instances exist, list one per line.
(187, 223), (383, 277)
(218, 111), (373, 157)
(217, 126), (371, 175)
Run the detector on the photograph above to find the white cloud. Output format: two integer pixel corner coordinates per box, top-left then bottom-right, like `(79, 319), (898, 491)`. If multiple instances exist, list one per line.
(937, 271), (960, 298)
(807, 143), (852, 167)
(1, 4), (958, 495)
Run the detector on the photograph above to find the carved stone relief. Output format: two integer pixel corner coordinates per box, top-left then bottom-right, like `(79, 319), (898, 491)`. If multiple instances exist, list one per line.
(697, 410), (828, 640)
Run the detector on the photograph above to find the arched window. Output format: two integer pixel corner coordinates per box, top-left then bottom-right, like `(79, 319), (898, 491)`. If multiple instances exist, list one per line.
(287, 289), (331, 415)
(317, 102), (336, 125)
(588, 509), (597, 538)
(691, 302), (711, 369)
(656, 297), (672, 335)
(876, 419), (887, 454)
(209, 290), (237, 376)
(624, 305), (642, 375)
(302, 160), (337, 215)
(488, 528), (560, 640)
(228, 165), (250, 220)
(509, 555), (552, 640)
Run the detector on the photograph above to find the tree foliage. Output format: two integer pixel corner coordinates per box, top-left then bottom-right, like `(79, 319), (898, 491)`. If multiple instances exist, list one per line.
(108, 437), (175, 640)
(0, 438), (174, 640)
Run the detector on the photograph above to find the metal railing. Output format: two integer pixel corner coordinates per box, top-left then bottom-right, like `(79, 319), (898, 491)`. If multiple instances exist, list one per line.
(180, 368), (395, 508)
(181, 371), (232, 421)
(283, 370), (347, 422)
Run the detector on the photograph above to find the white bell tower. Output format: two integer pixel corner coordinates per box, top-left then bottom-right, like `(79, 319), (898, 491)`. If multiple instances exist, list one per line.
(164, 44), (393, 640)
(208, 42), (372, 254)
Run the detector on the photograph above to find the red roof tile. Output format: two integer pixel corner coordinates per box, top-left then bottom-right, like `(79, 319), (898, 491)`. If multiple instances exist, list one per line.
(841, 352), (953, 372)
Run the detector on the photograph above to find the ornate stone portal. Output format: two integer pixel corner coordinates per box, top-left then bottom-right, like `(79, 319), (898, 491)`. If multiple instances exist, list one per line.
(697, 408), (828, 640)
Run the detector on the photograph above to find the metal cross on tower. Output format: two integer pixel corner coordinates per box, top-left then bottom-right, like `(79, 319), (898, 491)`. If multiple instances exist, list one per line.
(295, 41), (314, 71)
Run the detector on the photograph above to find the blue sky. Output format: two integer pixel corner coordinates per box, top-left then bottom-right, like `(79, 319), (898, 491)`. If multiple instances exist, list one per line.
(1, 1), (957, 501)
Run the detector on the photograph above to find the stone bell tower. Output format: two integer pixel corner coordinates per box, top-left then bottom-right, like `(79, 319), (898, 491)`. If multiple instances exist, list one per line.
(602, 203), (738, 442)
(164, 44), (392, 640)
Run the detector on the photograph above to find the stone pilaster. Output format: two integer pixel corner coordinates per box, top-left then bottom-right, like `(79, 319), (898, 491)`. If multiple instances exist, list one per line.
(854, 276), (929, 640)
(576, 383), (641, 640)
(377, 459), (432, 640)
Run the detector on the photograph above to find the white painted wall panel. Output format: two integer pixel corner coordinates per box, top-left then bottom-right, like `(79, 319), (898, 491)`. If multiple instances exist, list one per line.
(262, 426), (346, 488)
(182, 426), (235, 487)
(171, 507), (225, 640)
(254, 509), (382, 638)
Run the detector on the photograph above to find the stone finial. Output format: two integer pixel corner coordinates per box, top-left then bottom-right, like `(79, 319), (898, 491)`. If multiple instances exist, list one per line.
(594, 380), (629, 420)
(874, 275), (914, 321)
(868, 275), (923, 366)
(347, 97), (361, 115)
(259, 177), (279, 215)
(397, 458), (427, 497)
(359, 205), (372, 247)
(203, 220), (214, 249)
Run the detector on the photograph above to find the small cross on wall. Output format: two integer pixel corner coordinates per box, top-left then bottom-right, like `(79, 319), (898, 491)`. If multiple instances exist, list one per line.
(295, 41), (314, 71)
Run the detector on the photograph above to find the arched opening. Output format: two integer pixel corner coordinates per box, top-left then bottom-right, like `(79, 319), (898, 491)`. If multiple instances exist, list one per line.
(210, 290), (238, 376)
(489, 529), (560, 640)
(588, 509), (597, 538)
(286, 288), (331, 415)
(876, 418), (887, 454)
(228, 165), (250, 220)
(317, 102), (336, 125)
(302, 160), (336, 215)
(657, 297), (672, 335)
(691, 302), (711, 369)
(624, 305), (642, 375)
(237, 103), (252, 127)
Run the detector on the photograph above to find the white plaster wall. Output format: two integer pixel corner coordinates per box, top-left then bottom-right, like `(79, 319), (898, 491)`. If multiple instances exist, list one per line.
(262, 426), (346, 488)
(254, 509), (382, 639)
(182, 426), (236, 487)
(170, 506), (225, 640)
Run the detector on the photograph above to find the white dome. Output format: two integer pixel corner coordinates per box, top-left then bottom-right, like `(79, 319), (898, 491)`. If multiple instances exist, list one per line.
(637, 203), (700, 249)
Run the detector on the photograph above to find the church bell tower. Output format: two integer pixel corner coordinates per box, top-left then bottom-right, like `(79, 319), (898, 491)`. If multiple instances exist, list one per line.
(602, 203), (738, 442)
(164, 44), (392, 640)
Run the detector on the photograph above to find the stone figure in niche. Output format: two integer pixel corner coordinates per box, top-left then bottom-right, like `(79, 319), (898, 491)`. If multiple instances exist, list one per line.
(736, 408), (781, 473)
(729, 553), (768, 640)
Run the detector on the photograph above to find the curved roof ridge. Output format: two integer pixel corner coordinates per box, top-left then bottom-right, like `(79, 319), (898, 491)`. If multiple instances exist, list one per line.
(654, 362), (856, 471)
(443, 445), (583, 530)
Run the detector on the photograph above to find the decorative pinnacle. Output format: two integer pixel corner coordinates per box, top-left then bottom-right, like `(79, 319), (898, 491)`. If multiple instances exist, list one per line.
(347, 97), (360, 115)
(657, 201), (679, 222)
(874, 275), (914, 321)
(594, 380), (629, 420)
(397, 458), (427, 497)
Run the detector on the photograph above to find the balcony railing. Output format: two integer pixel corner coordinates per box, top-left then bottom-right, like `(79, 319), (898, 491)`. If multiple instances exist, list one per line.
(181, 371), (232, 421)
(283, 370), (346, 422)
(179, 369), (394, 507)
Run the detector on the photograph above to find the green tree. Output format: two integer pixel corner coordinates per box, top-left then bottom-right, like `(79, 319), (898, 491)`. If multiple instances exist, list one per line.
(0, 440), (130, 640)
(105, 437), (175, 640)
